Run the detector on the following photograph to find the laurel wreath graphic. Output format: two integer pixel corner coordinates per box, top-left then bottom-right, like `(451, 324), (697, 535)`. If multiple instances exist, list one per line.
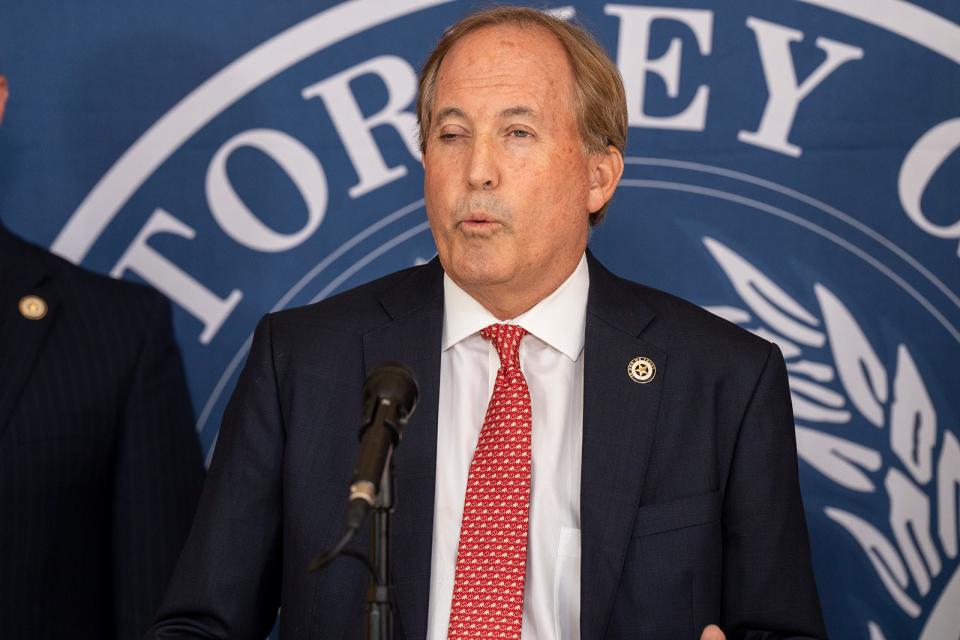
(700, 237), (959, 639)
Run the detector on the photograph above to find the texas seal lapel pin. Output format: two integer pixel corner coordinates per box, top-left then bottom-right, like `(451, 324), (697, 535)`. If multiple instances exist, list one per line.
(627, 356), (656, 384)
(18, 295), (48, 320)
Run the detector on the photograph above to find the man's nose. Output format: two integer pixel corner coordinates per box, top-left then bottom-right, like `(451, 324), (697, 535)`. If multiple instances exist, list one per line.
(466, 136), (500, 191)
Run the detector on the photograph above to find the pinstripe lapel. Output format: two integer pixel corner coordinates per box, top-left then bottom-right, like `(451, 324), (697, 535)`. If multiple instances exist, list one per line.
(362, 257), (444, 640)
(580, 252), (666, 639)
(0, 229), (59, 441)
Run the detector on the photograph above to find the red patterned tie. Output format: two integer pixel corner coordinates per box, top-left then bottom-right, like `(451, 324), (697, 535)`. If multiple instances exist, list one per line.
(448, 323), (532, 639)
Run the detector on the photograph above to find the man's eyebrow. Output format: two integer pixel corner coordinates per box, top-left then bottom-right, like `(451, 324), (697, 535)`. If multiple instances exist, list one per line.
(436, 107), (467, 123)
(499, 106), (538, 119)
(434, 106), (540, 123)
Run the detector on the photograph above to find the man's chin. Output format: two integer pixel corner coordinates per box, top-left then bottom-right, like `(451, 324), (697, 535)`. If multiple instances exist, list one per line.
(442, 256), (514, 291)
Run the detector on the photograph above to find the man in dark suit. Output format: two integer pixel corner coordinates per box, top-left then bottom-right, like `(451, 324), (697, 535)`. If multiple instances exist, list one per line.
(0, 73), (205, 639)
(148, 7), (825, 639)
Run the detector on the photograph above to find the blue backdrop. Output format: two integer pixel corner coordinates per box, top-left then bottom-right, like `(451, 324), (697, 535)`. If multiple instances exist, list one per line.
(1, 1), (958, 637)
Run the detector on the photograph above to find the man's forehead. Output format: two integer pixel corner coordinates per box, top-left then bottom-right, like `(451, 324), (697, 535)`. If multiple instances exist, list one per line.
(431, 23), (573, 115)
(440, 22), (568, 72)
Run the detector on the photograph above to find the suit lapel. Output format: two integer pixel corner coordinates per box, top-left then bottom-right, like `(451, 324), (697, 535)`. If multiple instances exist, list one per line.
(361, 258), (444, 640)
(580, 253), (666, 639)
(0, 229), (59, 441)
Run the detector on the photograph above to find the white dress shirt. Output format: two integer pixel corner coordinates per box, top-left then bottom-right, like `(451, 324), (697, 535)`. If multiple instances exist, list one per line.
(425, 254), (588, 640)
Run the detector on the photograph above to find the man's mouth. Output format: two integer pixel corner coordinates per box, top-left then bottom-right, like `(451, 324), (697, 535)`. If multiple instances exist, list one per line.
(458, 215), (502, 233)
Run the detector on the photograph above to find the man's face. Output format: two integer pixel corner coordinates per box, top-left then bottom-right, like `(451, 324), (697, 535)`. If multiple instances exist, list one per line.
(423, 24), (600, 309)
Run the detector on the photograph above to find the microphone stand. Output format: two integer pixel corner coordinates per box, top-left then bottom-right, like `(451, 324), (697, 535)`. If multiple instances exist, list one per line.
(366, 452), (395, 640)
(308, 451), (397, 640)
(309, 361), (418, 640)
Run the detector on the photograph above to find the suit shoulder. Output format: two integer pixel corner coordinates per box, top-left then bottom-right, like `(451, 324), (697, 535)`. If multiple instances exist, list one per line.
(12, 234), (168, 321)
(621, 276), (772, 360)
(610, 276), (781, 404)
(267, 262), (428, 335)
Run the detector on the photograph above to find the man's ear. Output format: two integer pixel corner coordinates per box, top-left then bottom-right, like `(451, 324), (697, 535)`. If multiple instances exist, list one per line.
(587, 145), (624, 214)
(0, 75), (8, 127)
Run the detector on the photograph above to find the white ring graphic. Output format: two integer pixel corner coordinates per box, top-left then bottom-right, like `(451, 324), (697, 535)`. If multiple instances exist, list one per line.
(624, 157), (960, 315)
(795, 0), (960, 64)
(619, 178), (960, 343)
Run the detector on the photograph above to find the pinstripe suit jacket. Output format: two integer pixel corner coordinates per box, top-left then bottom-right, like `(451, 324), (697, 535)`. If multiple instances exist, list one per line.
(0, 224), (205, 639)
(149, 252), (825, 639)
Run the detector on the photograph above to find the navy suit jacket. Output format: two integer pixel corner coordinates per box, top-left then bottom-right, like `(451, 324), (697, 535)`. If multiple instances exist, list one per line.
(149, 252), (826, 639)
(0, 225), (205, 639)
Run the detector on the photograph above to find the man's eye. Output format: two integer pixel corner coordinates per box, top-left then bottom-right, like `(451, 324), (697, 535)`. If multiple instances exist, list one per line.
(439, 132), (462, 141)
(509, 129), (531, 138)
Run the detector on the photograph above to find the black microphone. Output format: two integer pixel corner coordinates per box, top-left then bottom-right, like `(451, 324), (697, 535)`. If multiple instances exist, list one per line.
(345, 362), (419, 531)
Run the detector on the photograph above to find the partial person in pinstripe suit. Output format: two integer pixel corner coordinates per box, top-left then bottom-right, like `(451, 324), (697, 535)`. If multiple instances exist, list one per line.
(0, 73), (205, 639)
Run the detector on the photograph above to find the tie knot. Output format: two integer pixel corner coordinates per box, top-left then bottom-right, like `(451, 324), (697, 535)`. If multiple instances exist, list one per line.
(480, 323), (527, 368)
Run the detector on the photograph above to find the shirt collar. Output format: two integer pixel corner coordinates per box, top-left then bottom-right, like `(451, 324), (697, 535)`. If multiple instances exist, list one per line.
(441, 253), (589, 362)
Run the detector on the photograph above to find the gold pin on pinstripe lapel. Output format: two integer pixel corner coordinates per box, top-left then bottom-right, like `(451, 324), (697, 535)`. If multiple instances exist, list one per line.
(18, 295), (47, 320)
(627, 356), (655, 384)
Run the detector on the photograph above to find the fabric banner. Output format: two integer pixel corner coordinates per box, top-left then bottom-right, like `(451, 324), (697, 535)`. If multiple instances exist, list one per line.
(1, 1), (958, 636)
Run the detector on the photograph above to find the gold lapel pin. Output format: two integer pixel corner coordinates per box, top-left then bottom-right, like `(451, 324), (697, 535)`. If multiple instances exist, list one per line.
(19, 294), (48, 321)
(627, 356), (656, 384)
